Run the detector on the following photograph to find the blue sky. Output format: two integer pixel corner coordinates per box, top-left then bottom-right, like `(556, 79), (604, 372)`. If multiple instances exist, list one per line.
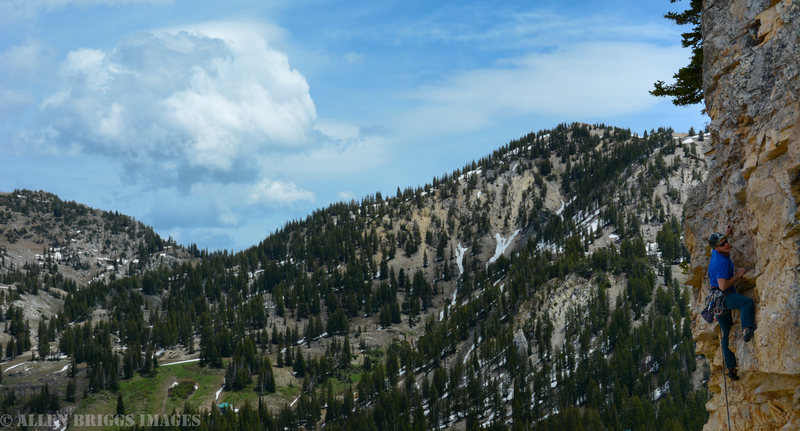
(0, 0), (707, 251)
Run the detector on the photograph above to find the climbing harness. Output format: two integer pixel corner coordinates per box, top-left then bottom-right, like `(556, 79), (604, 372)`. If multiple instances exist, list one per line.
(701, 289), (729, 323)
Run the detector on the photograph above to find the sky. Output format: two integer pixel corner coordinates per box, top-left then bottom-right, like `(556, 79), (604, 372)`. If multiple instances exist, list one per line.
(0, 0), (708, 252)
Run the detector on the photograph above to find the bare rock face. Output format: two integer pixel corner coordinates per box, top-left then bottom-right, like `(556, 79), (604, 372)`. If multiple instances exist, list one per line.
(684, 0), (800, 429)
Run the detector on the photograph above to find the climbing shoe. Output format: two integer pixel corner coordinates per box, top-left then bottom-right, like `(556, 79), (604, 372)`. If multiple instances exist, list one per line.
(727, 368), (740, 381)
(743, 326), (755, 343)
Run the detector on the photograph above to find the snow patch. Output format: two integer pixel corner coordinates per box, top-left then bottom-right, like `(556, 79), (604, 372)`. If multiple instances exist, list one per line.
(458, 169), (482, 180)
(455, 243), (468, 277)
(161, 358), (200, 366)
(462, 344), (476, 364)
(556, 200), (566, 216)
(487, 230), (520, 267)
(652, 381), (670, 401)
(4, 362), (26, 372)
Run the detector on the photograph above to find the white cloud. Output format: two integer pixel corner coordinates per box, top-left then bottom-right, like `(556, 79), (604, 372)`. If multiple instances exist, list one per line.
(276, 132), (389, 179)
(0, 40), (55, 117)
(248, 179), (314, 206)
(29, 27), (317, 186)
(97, 103), (124, 138)
(0, 86), (34, 114)
(218, 212), (240, 227)
(313, 119), (361, 141)
(398, 41), (686, 138)
(388, 6), (677, 50)
(0, 40), (51, 78)
(62, 48), (118, 91)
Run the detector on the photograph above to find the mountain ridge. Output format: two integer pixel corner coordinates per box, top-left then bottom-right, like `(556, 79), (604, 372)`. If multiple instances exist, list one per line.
(1, 122), (711, 430)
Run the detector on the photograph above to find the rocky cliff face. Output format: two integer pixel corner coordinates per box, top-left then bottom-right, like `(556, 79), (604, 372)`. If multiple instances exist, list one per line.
(684, 0), (800, 429)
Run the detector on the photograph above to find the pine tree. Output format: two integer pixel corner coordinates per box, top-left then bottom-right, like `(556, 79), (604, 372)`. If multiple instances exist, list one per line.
(257, 358), (276, 394)
(293, 349), (306, 377)
(379, 260), (388, 280)
(341, 337), (351, 369)
(6, 338), (15, 358)
(66, 379), (76, 402)
(141, 346), (153, 375)
(651, 0), (703, 105)
(379, 304), (391, 328)
(38, 319), (50, 360)
(116, 393), (125, 416)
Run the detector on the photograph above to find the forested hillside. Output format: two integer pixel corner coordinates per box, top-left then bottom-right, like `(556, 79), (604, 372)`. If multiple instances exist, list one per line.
(0, 123), (710, 430)
(0, 190), (193, 284)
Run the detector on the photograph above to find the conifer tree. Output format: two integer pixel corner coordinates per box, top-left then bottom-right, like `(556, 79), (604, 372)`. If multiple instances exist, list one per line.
(651, 0), (703, 105)
(66, 379), (76, 402)
(293, 349), (306, 377)
(37, 319), (49, 360)
(341, 336), (351, 369)
(6, 338), (15, 358)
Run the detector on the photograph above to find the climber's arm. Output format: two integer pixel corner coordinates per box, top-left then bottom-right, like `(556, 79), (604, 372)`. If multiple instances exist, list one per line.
(717, 267), (746, 291)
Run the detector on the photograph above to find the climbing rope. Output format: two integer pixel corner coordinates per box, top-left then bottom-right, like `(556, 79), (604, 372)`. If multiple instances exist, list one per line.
(720, 334), (732, 430)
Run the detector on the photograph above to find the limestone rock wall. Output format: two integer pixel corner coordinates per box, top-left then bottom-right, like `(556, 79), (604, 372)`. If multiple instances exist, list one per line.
(684, 0), (800, 429)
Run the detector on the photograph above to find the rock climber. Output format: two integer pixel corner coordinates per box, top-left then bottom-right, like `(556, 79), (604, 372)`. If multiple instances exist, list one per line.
(708, 224), (756, 381)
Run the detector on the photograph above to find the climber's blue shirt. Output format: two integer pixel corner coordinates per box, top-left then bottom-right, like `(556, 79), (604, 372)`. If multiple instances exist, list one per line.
(709, 248), (734, 289)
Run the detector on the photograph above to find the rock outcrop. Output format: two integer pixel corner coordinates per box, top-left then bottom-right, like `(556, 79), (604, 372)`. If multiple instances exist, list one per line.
(684, 0), (800, 429)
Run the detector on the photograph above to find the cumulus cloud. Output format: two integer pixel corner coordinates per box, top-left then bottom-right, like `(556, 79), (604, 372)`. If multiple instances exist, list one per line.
(29, 28), (317, 187)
